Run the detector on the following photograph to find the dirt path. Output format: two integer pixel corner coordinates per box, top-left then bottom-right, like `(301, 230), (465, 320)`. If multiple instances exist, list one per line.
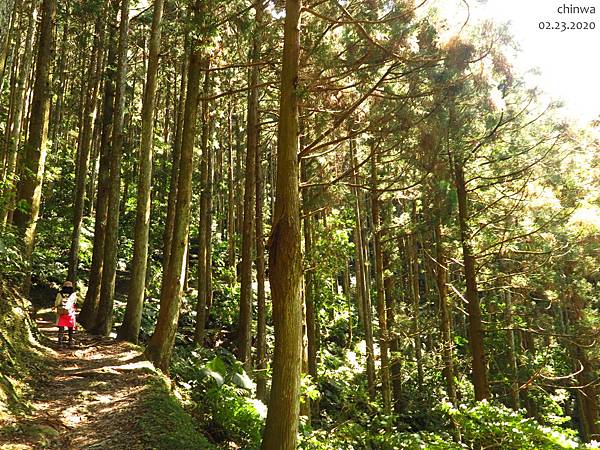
(1, 312), (156, 449)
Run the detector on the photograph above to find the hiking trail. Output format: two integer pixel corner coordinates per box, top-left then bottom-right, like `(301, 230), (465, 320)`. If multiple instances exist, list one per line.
(2, 310), (155, 449)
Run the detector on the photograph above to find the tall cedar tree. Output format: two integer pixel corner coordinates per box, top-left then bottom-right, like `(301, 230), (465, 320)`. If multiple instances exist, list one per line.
(261, 0), (303, 446)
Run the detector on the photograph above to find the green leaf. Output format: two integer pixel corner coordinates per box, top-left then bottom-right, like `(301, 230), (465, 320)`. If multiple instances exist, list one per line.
(232, 371), (254, 390)
(201, 356), (228, 386)
(201, 368), (224, 387)
(205, 356), (227, 377)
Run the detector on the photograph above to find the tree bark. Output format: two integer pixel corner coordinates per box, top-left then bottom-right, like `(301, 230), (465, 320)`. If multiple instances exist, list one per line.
(12, 0), (56, 294)
(194, 59), (212, 345)
(48, 21), (68, 160)
(226, 99), (236, 284)
(453, 159), (490, 401)
(255, 129), (267, 402)
(301, 158), (319, 419)
(434, 218), (457, 405)
(0, 0), (16, 90)
(370, 149), (391, 413)
(351, 142), (375, 400)
(78, 11), (118, 330)
(86, 104), (104, 216)
(204, 123), (214, 324)
(408, 226), (424, 386)
(118, 0), (165, 343)
(504, 285), (519, 410)
(144, 44), (203, 372)
(238, 2), (263, 368)
(562, 290), (600, 441)
(92, 0), (129, 336)
(68, 14), (105, 282)
(384, 251), (403, 414)
(0, 0), (35, 226)
(162, 38), (188, 276)
(261, 0), (303, 446)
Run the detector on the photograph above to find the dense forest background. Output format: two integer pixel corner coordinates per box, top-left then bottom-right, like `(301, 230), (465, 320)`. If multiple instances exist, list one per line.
(1, 0), (599, 448)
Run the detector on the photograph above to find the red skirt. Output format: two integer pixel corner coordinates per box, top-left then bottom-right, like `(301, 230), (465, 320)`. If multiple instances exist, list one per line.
(57, 312), (77, 328)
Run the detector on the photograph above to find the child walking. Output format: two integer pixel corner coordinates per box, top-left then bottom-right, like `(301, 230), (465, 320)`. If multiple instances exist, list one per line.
(55, 280), (77, 348)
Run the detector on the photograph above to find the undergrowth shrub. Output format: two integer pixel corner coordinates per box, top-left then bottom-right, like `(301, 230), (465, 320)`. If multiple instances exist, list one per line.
(0, 226), (25, 280)
(300, 401), (594, 449)
(171, 347), (265, 448)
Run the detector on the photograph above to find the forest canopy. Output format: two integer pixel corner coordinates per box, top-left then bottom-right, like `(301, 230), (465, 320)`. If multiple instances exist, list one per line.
(0, 0), (599, 448)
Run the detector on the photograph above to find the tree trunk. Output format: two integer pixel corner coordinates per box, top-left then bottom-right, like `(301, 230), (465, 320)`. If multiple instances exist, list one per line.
(194, 59), (212, 345)
(12, 0), (56, 294)
(48, 21), (68, 160)
(384, 251), (403, 414)
(0, 0), (35, 226)
(234, 113), (243, 239)
(68, 14), (105, 282)
(504, 286), (519, 410)
(301, 158), (319, 419)
(574, 345), (599, 441)
(453, 159), (490, 401)
(343, 260), (352, 343)
(238, 3), (263, 366)
(563, 291), (600, 441)
(162, 38), (188, 276)
(118, 0), (165, 343)
(434, 218), (457, 405)
(0, 0), (16, 90)
(226, 99), (236, 284)
(255, 130), (267, 402)
(144, 45), (203, 372)
(86, 106), (103, 216)
(351, 142), (375, 400)
(408, 227), (424, 386)
(260, 0), (302, 446)
(370, 149), (391, 413)
(78, 12), (118, 330)
(204, 124), (214, 323)
(93, 0), (129, 336)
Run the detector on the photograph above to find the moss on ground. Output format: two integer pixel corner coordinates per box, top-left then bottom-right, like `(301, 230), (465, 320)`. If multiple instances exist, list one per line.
(138, 377), (214, 449)
(0, 281), (47, 421)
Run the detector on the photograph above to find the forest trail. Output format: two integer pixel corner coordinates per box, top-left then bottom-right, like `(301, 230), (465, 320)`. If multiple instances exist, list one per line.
(2, 311), (155, 449)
